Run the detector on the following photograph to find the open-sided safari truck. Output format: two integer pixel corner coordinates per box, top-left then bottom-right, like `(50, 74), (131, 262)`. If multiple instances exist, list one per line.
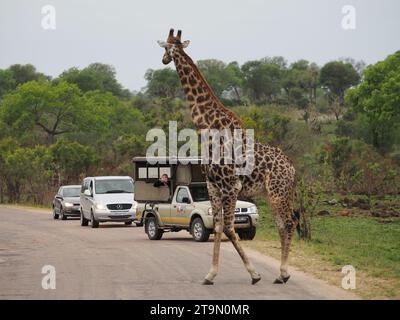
(132, 157), (259, 242)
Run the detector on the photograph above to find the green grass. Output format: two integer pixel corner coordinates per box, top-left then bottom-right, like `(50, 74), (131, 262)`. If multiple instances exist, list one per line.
(255, 199), (400, 280)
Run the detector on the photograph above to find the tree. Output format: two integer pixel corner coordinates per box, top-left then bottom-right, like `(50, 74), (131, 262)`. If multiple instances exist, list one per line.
(282, 60), (319, 109)
(0, 70), (16, 99)
(319, 61), (360, 120)
(224, 62), (244, 102)
(346, 51), (400, 151)
(58, 63), (128, 99)
(241, 57), (286, 104)
(50, 139), (99, 184)
(197, 59), (229, 97)
(144, 68), (181, 98)
(7, 64), (49, 86)
(0, 81), (84, 144)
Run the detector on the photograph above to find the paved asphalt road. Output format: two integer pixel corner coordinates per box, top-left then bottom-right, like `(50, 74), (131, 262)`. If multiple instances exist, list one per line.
(0, 206), (357, 299)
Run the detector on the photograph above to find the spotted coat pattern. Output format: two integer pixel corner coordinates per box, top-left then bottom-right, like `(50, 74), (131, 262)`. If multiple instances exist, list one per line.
(159, 29), (298, 284)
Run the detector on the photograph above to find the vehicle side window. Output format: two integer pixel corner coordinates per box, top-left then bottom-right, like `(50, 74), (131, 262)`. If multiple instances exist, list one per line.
(57, 188), (62, 196)
(176, 188), (189, 203)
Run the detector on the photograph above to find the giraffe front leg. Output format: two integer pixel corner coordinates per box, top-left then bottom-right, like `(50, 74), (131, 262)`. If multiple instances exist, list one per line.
(222, 196), (261, 284)
(203, 185), (222, 285)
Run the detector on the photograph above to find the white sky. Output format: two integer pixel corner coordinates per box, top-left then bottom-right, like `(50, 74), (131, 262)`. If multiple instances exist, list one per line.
(0, 0), (399, 91)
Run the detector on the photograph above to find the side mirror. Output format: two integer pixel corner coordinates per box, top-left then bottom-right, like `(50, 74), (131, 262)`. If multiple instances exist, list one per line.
(182, 197), (191, 204)
(84, 189), (92, 197)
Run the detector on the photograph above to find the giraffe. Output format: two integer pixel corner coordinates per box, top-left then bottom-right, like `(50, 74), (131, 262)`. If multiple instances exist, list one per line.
(158, 29), (298, 285)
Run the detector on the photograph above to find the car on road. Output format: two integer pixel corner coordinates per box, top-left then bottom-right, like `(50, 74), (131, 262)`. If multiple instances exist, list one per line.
(53, 185), (81, 220)
(133, 157), (259, 242)
(80, 176), (137, 228)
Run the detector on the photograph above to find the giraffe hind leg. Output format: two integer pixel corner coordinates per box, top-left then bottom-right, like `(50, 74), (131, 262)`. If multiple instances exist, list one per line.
(269, 195), (297, 284)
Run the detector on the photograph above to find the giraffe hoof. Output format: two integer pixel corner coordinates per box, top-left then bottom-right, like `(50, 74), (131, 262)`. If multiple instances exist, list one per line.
(273, 275), (290, 284)
(251, 276), (261, 285)
(202, 279), (214, 285)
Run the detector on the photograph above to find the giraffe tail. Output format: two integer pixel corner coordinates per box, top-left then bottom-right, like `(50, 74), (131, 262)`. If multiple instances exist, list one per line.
(292, 175), (302, 238)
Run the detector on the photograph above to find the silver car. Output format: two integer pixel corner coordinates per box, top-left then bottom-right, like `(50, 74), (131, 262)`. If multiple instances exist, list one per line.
(53, 185), (81, 220)
(80, 176), (137, 228)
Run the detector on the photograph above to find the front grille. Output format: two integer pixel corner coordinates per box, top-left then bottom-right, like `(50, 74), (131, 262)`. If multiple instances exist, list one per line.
(74, 203), (80, 206)
(106, 203), (132, 210)
(109, 215), (131, 219)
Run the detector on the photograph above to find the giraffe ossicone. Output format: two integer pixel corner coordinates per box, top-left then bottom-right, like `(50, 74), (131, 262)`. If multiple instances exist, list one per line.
(157, 28), (298, 285)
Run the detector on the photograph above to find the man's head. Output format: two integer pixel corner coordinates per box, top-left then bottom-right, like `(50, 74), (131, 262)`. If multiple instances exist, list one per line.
(157, 28), (190, 65)
(160, 174), (169, 183)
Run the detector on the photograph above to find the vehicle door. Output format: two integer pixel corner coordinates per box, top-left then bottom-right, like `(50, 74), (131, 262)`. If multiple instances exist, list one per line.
(81, 179), (92, 215)
(171, 187), (193, 227)
(55, 187), (63, 214)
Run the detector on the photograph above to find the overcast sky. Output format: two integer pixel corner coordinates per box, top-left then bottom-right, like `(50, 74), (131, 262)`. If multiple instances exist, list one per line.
(0, 0), (399, 91)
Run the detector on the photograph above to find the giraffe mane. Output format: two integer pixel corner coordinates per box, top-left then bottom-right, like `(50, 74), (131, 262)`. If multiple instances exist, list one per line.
(178, 48), (245, 129)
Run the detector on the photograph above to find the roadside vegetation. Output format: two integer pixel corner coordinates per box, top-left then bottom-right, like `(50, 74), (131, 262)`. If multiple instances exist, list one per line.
(0, 52), (399, 298)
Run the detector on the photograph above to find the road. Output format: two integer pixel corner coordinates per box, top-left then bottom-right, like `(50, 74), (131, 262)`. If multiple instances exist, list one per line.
(0, 206), (357, 299)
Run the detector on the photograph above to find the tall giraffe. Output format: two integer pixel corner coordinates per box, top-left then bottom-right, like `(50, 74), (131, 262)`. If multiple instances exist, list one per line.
(158, 29), (298, 285)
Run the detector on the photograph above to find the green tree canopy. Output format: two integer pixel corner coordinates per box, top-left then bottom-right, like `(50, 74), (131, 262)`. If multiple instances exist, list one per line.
(144, 68), (181, 98)
(58, 63), (129, 99)
(346, 51), (400, 150)
(0, 81), (83, 144)
(241, 57), (287, 104)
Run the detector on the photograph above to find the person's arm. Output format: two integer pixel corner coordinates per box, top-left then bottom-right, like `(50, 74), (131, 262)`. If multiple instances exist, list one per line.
(153, 180), (162, 187)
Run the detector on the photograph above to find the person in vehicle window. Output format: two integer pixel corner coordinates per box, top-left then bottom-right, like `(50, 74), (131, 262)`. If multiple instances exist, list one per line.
(153, 174), (170, 188)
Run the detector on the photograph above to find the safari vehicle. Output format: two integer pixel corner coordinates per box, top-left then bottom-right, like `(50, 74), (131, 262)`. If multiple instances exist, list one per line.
(133, 157), (259, 242)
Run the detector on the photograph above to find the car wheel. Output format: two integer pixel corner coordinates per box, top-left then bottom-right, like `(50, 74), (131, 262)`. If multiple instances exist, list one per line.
(60, 207), (67, 220)
(191, 217), (211, 242)
(91, 211), (99, 228)
(125, 221), (132, 226)
(145, 217), (163, 240)
(80, 209), (88, 226)
(53, 207), (59, 220)
(238, 227), (256, 240)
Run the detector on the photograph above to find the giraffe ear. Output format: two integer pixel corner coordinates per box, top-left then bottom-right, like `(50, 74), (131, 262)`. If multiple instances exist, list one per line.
(182, 40), (190, 48)
(157, 40), (169, 48)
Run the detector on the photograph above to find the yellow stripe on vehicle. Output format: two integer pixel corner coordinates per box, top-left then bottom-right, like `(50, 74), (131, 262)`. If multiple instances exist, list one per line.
(161, 217), (191, 223)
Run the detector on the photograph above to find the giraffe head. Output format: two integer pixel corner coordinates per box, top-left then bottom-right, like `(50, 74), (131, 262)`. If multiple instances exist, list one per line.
(157, 28), (190, 65)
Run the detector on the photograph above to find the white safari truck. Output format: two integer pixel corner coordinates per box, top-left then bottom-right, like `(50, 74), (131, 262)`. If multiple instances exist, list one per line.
(133, 157), (259, 242)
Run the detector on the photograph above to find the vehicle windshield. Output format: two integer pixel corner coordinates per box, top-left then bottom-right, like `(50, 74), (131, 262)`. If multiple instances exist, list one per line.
(189, 185), (209, 202)
(62, 187), (80, 197)
(95, 179), (134, 194)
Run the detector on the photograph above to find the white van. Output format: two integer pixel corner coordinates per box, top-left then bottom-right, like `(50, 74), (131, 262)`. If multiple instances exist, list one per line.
(80, 176), (137, 228)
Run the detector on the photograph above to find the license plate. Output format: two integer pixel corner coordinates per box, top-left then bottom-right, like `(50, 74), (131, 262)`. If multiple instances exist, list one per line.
(235, 216), (248, 222)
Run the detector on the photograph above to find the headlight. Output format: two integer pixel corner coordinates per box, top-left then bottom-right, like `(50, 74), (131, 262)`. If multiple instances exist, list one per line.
(247, 205), (258, 214)
(207, 207), (213, 215)
(64, 202), (73, 207)
(96, 203), (106, 210)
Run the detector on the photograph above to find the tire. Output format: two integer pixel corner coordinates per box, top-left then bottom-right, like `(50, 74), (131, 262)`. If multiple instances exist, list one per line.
(60, 207), (67, 220)
(191, 217), (211, 242)
(125, 221), (133, 226)
(91, 211), (99, 228)
(80, 209), (89, 226)
(53, 207), (59, 220)
(145, 217), (163, 240)
(238, 227), (256, 241)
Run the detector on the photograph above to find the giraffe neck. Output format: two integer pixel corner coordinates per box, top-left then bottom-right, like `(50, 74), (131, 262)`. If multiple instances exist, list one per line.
(172, 48), (244, 130)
